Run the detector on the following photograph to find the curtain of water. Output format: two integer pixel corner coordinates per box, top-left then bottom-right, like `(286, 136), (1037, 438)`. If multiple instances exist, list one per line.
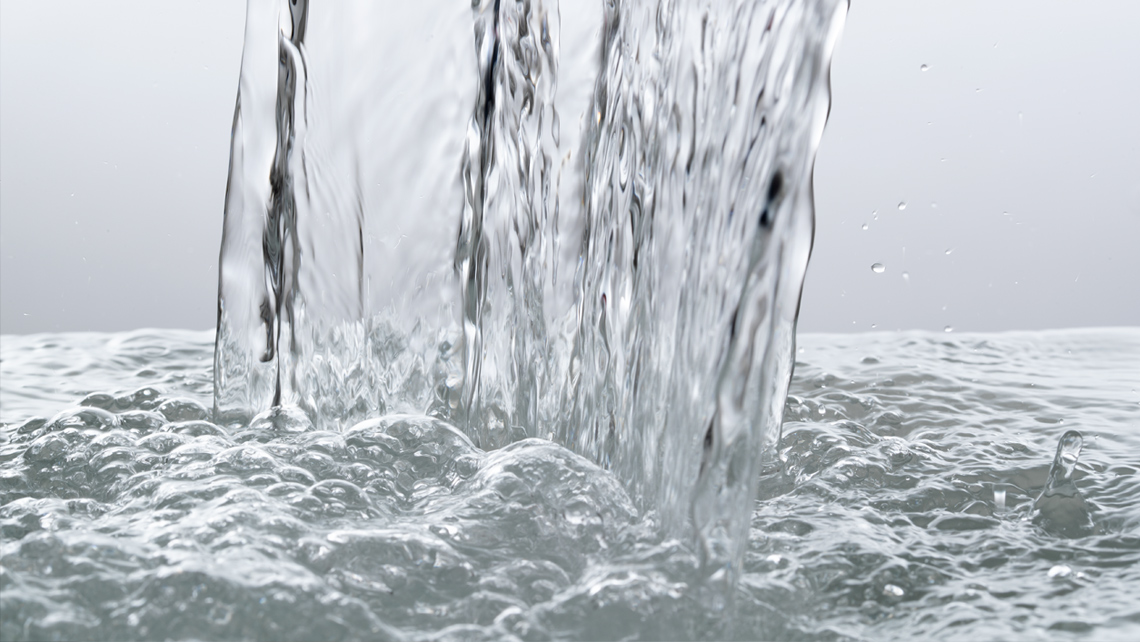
(215, 0), (846, 584)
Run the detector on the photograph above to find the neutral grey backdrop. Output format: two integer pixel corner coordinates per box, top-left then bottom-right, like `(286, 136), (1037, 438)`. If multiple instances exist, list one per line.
(2, 0), (1137, 335)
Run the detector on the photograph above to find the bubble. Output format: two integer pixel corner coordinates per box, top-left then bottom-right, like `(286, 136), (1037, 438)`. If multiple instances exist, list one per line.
(943, 326), (953, 333)
(920, 64), (929, 72)
(898, 202), (907, 211)
(871, 263), (885, 274)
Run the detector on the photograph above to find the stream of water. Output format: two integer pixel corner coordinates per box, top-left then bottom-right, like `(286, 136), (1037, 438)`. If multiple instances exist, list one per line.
(213, 0), (845, 587)
(3, 0), (1139, 640)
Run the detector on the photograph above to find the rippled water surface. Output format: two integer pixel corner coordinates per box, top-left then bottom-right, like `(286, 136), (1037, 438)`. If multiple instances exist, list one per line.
(3, 327), (1137, 640)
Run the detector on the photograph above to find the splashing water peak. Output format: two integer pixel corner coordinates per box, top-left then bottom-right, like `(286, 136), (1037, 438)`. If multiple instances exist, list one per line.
(1034, 429), (1094, 538)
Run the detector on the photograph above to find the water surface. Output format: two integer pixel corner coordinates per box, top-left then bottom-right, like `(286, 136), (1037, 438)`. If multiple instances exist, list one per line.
(3, 327), (1137, 640)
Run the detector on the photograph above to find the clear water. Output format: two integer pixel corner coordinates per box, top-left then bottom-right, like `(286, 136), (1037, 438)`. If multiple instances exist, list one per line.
(3, 328), (1138, 640)
(213, 0), (846, 583)
(5, 0), (1140, 639)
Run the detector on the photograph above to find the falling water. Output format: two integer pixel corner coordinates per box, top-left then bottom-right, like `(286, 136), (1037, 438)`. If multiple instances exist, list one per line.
(215, 0), (846, 584)
(5, 2), (1140, 641)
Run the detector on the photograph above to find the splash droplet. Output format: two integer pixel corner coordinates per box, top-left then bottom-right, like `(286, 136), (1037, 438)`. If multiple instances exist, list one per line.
(920, 64), (929, 72)
(943, 325), (953, 333)
(1048, 565), (1072, 579)
(883, 584), (905, 597)
(1034, 430), (1094, 538)
(898, 201), (907, 211)
(871, 263), (885, 274)
(1046, 430), (1083, 492)
(902, 272), (910, 282)
(945, 248), (953, 255)
(861, 223), (868, 231)
(994, 485), (1007, 511)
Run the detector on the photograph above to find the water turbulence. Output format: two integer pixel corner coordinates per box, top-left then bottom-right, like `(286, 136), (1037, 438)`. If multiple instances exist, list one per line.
(12, 4), (1140, 640)
(215, 0), (847, 587)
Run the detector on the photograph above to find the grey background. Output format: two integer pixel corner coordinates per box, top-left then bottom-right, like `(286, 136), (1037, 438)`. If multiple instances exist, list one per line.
(2, 0), (1137, 335)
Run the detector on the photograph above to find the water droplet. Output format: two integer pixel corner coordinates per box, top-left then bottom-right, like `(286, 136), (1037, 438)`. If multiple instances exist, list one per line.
(871, 263), (885, 274)
(898, 201), (907, 211)
(943, 326), (953, 333)
(861, 223), (868, 231)
(817, 407), (826, 416)
(1047, 430), (1082, 490)
(902, 272), (910, 282)
(930, 202), (937, 209)
(883, 584), (905, 597)
(945, 248), (953, 255)
(993, 484), (1007, 511)
(1048, 565), (1071, 579)
(920, 64), (929, 72)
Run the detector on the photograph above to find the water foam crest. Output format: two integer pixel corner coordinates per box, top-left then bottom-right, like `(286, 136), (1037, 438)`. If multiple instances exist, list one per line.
(214, 0), (847, 582)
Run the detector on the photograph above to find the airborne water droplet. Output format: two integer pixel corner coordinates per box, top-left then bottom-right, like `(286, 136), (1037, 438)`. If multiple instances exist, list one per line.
(945, 248), (953, 255)
(898, 202), (907, 211)
(861, 223), (868, 231)
(902, 272), (910, 282)
(920, 64), (929, 72)
(871, 263), (885, 274)
(943, 325), (953, 333)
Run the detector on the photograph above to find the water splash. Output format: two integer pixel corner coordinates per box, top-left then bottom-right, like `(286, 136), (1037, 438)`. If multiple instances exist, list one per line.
(214, 0), (848, 586)
(6, 329), (1140, 639)
(1034, 429), (1094, 538)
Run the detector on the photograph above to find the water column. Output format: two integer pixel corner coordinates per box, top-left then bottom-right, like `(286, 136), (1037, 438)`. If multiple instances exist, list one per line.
(458, 0), (846, 584)
(215, 0), (316, 424)
(216, 0), (846, 586)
